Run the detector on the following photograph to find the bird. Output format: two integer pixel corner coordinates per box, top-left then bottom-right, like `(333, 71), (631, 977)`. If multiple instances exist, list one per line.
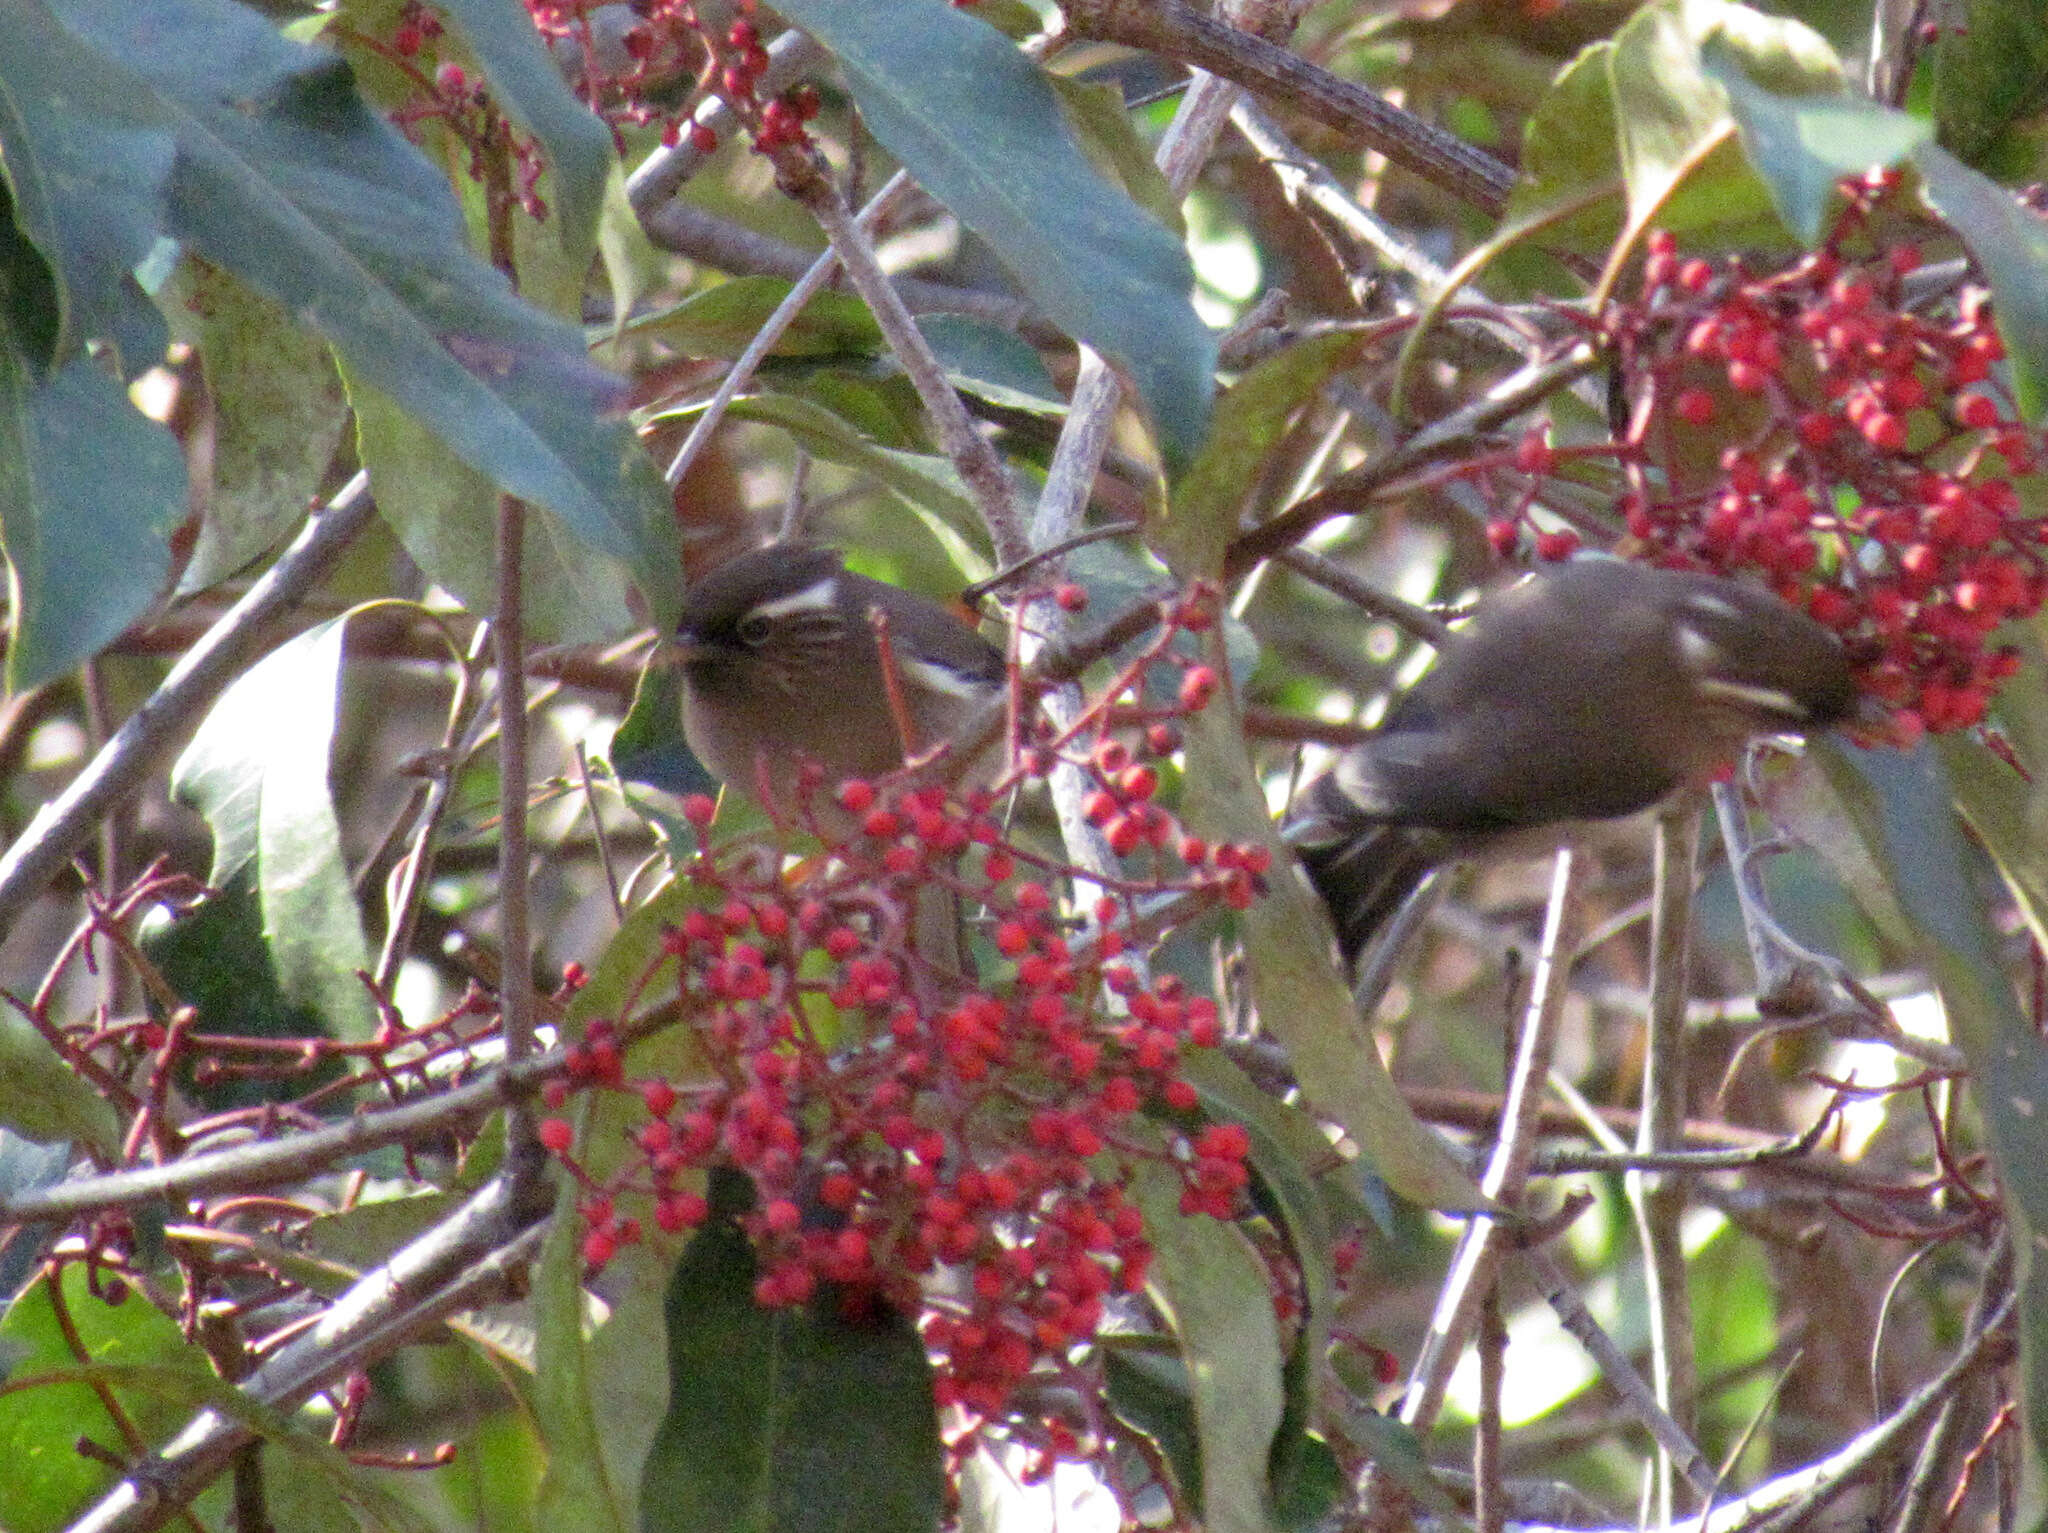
(668, 543), (1008, 982)
(1285, 558), (1862, 972)
(670, 542), (1008, 821)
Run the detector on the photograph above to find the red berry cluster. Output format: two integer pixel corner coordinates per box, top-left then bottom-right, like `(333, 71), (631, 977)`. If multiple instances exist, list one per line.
(541, 587), (1268, 1456)
(376, 4), (550, 220)
(1605, 171), (2046, 737)
(522, 0), (821, 158)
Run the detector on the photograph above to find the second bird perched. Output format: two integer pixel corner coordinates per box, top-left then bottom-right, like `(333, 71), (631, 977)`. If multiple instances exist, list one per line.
(1286, 558), (1861, 970)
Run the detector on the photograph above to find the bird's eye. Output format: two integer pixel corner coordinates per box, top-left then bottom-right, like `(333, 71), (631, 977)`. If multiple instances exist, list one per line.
(736, 612), (775, 646)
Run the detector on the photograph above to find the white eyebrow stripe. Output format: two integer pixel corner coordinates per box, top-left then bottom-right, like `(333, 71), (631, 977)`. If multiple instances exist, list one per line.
(899, 655), (994, 701)
(1676, 624), (1724, 674)
(1694, 675), (1809, 719)
(1685, 591), (1743, 621)
(751, 578), (839, 620)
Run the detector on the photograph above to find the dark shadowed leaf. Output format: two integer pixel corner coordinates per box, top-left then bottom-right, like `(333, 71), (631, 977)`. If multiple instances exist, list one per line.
(0, 2), (173, 378)
(0, 353), (185, 693)
(640, 1171), (944, 1533)
(769, 0), (1214, 469)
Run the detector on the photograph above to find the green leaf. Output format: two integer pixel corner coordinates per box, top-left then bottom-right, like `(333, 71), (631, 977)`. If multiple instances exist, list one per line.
(1130, 1159), (1286, 1533)
(1912, 141), (2048, 422)
(43, 0), (676, 597)
(640, 1174), (944, 1533)
(0, 352), (186, 693)
(719, 392), (991, 569)
(1166, 331), (1367, 572)
(345, 368), (647, 644)
(1172, 638), (1487, 1214)
(427, 0), (614, 269)
(1931, 0), (2048, 168)
(137, 873), (346, 1111)
(918, 314), (1063, 414)
(1703, 36), (1930, 244)
(1608, 0), (1838, 241)
(0, 1011), (118, 1159)
(0, 1266), (220, 1532)
(535, 1179), (631, 1533)
(0, 1), (173, 377)
(770, 0), (1214, 469)
(611, 276), (884, 360)
(1046, 76), (1183, 237)
(1505, 41), (1625, 249)
(170, 614), (378, 1043)
(175, 261), (351, 592)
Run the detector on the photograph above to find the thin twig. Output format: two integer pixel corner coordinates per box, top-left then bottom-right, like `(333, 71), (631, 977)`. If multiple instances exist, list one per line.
(63, 1174), (550, 1533)
(1633, 801), (1703, 1519)
(662, 172), (915, 492)
(1398, 847), (1584, 1437)
(801, 181), (1031, 566)
(1223, 343), (1603, 578)
(1059, 0), (1517, 214)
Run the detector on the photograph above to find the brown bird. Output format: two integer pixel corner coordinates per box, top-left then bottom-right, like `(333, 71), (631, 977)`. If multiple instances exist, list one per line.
(671, 543), (1007, 819)
(1286, 558), (1861, 970)
(670, 543), (1007, 981)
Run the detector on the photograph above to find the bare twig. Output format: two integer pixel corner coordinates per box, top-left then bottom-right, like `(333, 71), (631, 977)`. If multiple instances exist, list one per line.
(1632, 802), (1703, 1518)
(1397, 847), (1584, 1437)
(0, 1050), (561, 1226)
(1059, 0), (1516, 214)
(662, 171), (916, 492)
(801, 181), (1031, 566)
(1223, 343), (1604, 578)
(63, 1173), (550, 1533)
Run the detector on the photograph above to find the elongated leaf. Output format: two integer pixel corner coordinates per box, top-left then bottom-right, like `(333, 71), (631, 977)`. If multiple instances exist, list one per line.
(345, 368), (644, 644)
(1913, 141), (2048, 422)
(171, 615), (378, 1043)
(1131, 1159), (1286, 1533)
(640, 1172), (943, 1533)
(0, 352), (185, 693)
(1172, 671), (1486, 1212)
(0, 2), (172, 377)
(771, 0), (1214, 469)
(613, 276), (884, 360)
(1169, 331), (1367, 570)
(43, 0), (675, 606)
(535, 1179), (631, 1533)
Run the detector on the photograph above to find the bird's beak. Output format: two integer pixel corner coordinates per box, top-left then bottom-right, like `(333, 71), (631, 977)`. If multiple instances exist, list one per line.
(649, 632), (707, 669)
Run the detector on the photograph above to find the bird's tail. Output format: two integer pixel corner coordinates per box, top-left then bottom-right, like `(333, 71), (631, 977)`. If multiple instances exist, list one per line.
(1288, 803), (1442, 972)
